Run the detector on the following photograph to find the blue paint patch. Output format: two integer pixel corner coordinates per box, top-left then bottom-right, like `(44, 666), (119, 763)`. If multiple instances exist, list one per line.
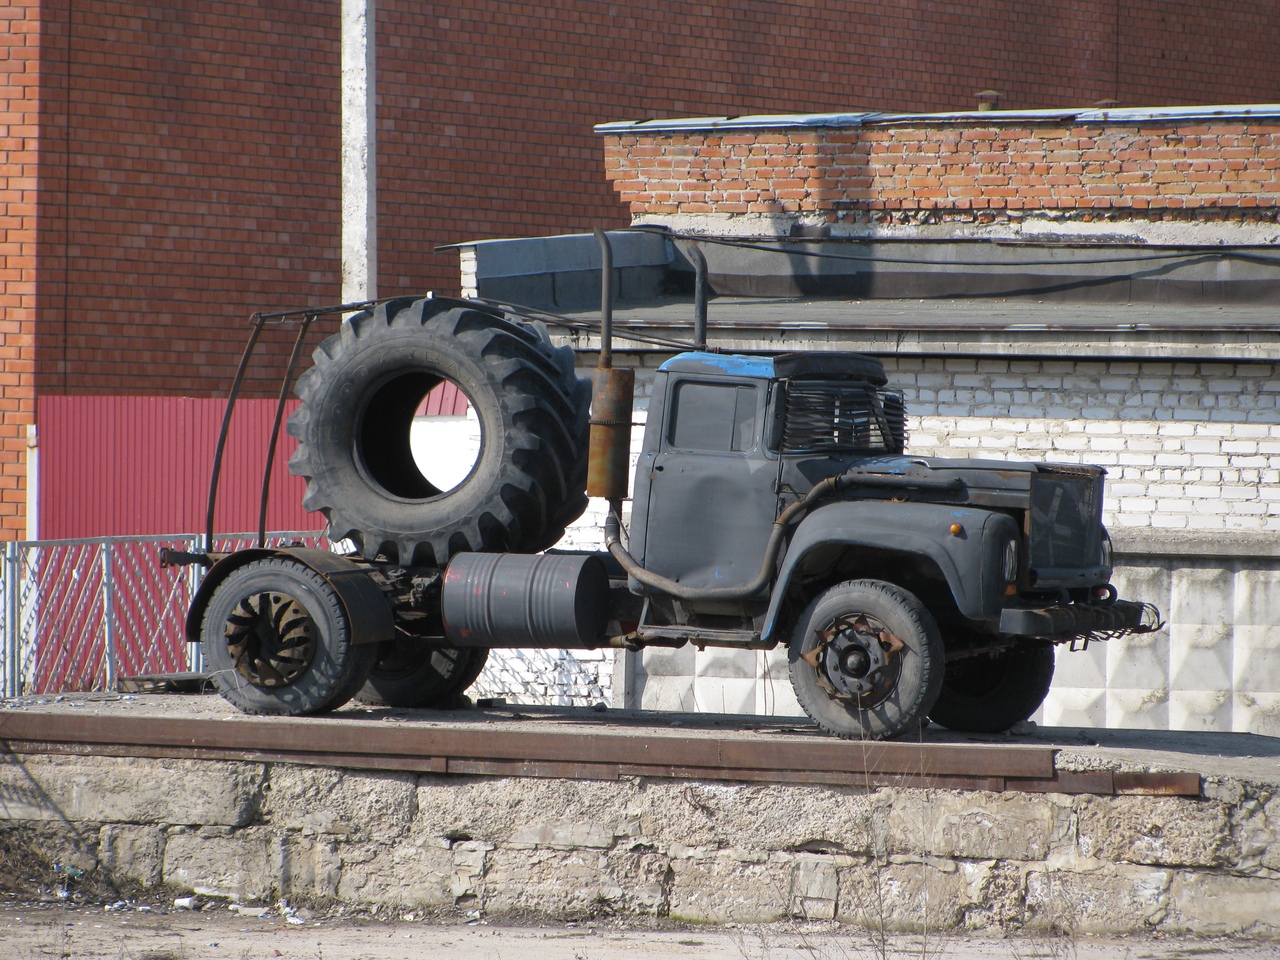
(856, 455), (914, 474)
(659, 352), (775, 378)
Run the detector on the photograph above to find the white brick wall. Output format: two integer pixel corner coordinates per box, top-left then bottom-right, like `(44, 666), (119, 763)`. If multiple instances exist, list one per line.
(472, 647), (611, 707)
(887, 357), (1280, 533)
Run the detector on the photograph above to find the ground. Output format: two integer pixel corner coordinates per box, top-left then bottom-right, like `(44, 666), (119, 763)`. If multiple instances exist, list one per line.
(4, 902), (1279, 960)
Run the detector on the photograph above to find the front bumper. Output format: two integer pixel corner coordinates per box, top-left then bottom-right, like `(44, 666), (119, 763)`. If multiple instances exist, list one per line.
(999, 598), (1154, 641)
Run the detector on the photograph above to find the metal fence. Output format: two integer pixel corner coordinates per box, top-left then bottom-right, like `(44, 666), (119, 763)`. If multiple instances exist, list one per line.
(0, 532), (614, 708)
(0, 533), (326, 697)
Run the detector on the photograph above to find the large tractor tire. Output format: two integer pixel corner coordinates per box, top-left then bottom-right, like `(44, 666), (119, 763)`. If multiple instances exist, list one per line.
(288, 297), (591, 567)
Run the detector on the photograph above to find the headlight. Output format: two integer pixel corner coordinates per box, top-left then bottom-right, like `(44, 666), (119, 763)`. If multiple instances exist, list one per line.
(1002, 538), (1020, 583)
(1099, 527), (1113, 569)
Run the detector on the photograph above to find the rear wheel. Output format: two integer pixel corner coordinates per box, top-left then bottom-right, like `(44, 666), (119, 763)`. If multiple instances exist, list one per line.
(356, 640), (489, 708)
(928, 641), (1055, 734)
(201, 558), (377, 715)
(788, 580), (944, 740)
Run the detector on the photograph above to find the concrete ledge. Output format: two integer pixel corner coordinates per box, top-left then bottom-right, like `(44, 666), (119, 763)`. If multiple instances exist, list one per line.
(1113, 530), (1280, 561)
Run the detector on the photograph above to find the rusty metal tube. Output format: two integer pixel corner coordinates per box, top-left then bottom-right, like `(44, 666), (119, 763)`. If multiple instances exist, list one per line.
(587, 366), (635, 500)
(588, 227), (633, 500)
(595, 226), (614, 369)
(687, 240), (708, 350)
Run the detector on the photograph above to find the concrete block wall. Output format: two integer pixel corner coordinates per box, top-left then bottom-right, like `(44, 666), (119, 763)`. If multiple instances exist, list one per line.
(1054, 559), (1280, 736)
(3, 754), (1279, 935)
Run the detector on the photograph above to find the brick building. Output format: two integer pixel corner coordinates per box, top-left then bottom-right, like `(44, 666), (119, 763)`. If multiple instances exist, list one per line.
(4, 2), (1280, 538)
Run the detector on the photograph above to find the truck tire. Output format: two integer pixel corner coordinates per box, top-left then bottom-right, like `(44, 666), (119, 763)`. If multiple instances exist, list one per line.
(355, 641), (489, 708)
(928, 641), (1055, 734)
(200, 557), (377, 715)
(288, 296), (590, 567)
(788, 579), (944, 740)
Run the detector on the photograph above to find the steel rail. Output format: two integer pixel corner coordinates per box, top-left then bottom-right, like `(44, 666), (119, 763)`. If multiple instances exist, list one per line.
(0, 711), (1198, 796)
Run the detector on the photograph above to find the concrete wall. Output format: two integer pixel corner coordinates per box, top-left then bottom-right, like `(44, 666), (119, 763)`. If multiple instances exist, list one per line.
(2, 753), (1277, 935)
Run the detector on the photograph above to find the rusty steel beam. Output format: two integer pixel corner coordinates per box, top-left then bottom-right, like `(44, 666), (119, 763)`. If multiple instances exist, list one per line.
(1114, 771), (1201, 795)
(0, 710), (1200, 796)
(0, 711), (1056, 779)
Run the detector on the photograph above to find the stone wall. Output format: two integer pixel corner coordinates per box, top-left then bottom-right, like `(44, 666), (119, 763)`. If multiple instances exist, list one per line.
(2, 754), (1277, 935)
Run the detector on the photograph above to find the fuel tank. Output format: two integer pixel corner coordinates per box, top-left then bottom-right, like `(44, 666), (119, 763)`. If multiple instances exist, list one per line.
(440, 552), (610, 648)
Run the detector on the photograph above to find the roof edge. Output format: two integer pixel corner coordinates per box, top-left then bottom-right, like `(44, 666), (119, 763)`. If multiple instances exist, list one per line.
(595, 103), (1280, 136)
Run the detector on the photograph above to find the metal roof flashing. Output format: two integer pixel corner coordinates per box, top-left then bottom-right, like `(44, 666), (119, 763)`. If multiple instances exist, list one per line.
(595, 104), (1280, 136)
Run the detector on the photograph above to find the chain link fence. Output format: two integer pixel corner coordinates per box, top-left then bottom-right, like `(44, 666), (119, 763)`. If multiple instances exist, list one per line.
(0, 533), (326, 697)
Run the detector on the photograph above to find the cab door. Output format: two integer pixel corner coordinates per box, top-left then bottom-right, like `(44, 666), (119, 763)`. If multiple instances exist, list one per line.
(639, 377), (779, 594)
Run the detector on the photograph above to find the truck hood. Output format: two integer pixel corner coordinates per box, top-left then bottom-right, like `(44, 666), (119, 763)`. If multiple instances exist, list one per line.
(788, 453), (1104, 510)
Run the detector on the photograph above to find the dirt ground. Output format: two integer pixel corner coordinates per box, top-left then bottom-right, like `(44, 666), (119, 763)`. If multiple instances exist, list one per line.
(2, 902), (1277, 960)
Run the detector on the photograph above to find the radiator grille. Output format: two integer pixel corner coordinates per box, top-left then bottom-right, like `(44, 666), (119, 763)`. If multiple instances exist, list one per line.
(781, 381), (906, 454)
(1029, 471), (1104, 571)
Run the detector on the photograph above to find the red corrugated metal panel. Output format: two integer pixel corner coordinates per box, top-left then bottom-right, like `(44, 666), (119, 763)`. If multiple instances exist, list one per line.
(416, 381), (469, 417)
(38, 396), (321, 539)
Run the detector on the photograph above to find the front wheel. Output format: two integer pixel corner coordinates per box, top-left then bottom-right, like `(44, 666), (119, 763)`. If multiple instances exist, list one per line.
(928, 641), (1055, 734)
(201, 558), (377, 716)
(788, 580), (944, 740)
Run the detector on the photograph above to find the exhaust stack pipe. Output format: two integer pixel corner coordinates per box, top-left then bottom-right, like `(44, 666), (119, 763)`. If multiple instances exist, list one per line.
(682, 239), (709, 351)
(588, 228), (635, 504)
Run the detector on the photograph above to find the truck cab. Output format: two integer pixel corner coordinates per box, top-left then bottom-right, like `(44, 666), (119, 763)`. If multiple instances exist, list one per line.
(618, 349), (1153, 738)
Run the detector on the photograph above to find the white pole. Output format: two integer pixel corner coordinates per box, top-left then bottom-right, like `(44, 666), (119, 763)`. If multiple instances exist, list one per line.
(341, 0), (377, 302)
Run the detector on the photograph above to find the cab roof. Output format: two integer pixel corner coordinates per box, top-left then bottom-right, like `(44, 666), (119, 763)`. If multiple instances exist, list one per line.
(659, 351), (886, 385)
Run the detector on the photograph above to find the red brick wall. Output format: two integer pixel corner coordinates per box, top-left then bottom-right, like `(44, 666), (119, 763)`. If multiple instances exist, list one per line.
(33, 1), (342, 399)
(0, 1), (40, 537)
(376, 1), (1280, 299)
(604, 121), (1280, 222)
(29, 1), (1280, 399)
(12, 0), (1280, 538)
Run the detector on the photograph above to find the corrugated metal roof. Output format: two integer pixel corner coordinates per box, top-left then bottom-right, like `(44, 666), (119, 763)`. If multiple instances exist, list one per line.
(595, 103), (1280, 136)
(38, 396), (320, 539)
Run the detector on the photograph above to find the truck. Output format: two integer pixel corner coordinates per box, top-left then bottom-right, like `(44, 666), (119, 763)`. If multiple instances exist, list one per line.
(178, 250), (1158, 740)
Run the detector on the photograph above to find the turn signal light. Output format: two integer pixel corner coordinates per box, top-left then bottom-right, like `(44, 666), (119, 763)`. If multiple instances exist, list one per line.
(949, 523), (964, 536)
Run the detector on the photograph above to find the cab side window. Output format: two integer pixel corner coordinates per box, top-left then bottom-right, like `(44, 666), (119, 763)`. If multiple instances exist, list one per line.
(668, 381), (758, 453)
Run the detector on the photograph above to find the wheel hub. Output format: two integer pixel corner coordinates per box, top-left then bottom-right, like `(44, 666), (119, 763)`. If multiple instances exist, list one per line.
(814, 613), (904, 706)
(838, 644), (873, 678)
(224, 591), (318, 687)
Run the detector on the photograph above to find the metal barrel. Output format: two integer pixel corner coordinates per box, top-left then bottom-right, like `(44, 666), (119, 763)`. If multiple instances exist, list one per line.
(441, 552), (611, 648)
